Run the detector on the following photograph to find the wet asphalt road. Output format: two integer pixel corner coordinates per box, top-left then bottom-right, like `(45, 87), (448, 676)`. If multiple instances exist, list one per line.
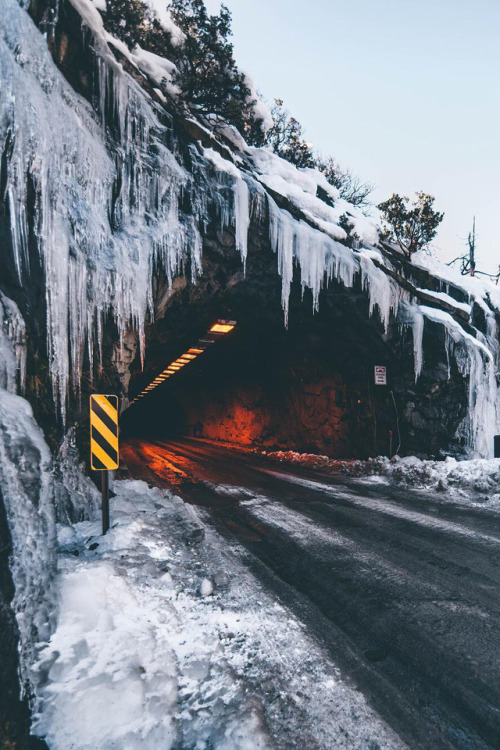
(122, 437), (500, 750)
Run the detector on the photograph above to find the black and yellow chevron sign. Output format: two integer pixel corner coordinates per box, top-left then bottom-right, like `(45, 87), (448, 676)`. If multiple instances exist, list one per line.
(90, 395), (119, 470)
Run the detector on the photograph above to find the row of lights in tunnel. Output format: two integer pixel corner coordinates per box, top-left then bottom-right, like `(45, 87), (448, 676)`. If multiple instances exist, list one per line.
(129, 320), (236, 406)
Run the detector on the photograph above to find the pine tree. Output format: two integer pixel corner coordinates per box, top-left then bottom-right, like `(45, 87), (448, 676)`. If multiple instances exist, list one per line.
(104, 0), (148, 48)
(378, 192), (444, 258)
(169, 0), (263, 137)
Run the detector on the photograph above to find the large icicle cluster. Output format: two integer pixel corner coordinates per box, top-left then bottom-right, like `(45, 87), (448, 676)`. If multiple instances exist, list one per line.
(405, 303), (499, 458)
(0, 0), (240, 421)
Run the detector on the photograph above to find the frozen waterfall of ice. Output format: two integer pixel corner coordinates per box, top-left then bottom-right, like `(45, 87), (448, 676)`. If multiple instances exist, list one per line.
(0, 310), (57, 689)
(405, 304), (499, 458)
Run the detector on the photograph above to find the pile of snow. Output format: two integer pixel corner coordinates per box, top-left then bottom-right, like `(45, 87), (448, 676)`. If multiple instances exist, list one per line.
(143, 0), (185, 46)
(32, 479), (405, 749)
(381, 455), (500, 501)
(263, 450), (500, 504)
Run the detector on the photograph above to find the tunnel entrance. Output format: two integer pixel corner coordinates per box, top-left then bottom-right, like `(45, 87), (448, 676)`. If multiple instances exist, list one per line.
(122, 266), (403, 460)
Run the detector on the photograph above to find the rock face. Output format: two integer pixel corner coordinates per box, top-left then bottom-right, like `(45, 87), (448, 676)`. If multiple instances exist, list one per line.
(0, 1), (499, 742)
(123, 220), (473, 459)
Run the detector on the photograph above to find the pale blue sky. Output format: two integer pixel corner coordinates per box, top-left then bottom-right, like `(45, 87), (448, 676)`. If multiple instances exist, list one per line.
(206, 0), (499, 274)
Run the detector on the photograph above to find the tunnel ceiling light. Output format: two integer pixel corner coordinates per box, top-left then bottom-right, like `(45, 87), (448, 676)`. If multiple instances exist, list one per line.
(130, 318), (237, 406)
(210, 323), (234, 334)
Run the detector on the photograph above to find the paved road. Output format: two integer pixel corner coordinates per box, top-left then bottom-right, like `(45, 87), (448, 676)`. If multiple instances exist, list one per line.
(122, 437), (500, 750)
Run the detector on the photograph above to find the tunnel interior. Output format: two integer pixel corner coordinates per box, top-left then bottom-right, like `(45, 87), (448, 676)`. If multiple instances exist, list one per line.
(122, 256), (408, 460)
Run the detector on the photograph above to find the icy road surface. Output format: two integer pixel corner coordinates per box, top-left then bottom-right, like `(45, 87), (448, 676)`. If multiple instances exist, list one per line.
(121, 437), (500, 750)
(33, 479), (405, 750)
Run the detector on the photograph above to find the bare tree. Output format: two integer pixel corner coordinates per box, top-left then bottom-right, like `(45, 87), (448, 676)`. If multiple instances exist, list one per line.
(316, 156), (373, 209)
(448, 217), (500, 284)
(264, 99), (315, 168)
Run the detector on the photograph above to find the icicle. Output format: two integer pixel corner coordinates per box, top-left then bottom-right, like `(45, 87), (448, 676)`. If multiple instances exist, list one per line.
(202, 148), (250, 270)
(411, 308), (425, 380)
(359, 255), (400, 332)
(234, 176), (250, 271)
(268, 195), (373, 324)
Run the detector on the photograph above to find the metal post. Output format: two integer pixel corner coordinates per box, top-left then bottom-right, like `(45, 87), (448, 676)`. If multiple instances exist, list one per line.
(101, 470), (110, 535)
(389, 430), (393, 458)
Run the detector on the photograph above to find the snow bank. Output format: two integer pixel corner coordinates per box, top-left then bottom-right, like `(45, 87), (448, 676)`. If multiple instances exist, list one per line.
(263, 450), (500, 504)
(32, 480), (272, 750)
(32, 479), (405, 749)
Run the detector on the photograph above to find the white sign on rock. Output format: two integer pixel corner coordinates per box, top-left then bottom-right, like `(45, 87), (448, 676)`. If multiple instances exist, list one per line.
(374, 366), (387, 385)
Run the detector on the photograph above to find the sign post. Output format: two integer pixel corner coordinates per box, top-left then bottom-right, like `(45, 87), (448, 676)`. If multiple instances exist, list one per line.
(90, 395), (119, 534)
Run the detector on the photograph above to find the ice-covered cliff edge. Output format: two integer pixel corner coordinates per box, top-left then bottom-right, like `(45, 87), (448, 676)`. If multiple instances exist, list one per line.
(1, 0), (499, 457)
